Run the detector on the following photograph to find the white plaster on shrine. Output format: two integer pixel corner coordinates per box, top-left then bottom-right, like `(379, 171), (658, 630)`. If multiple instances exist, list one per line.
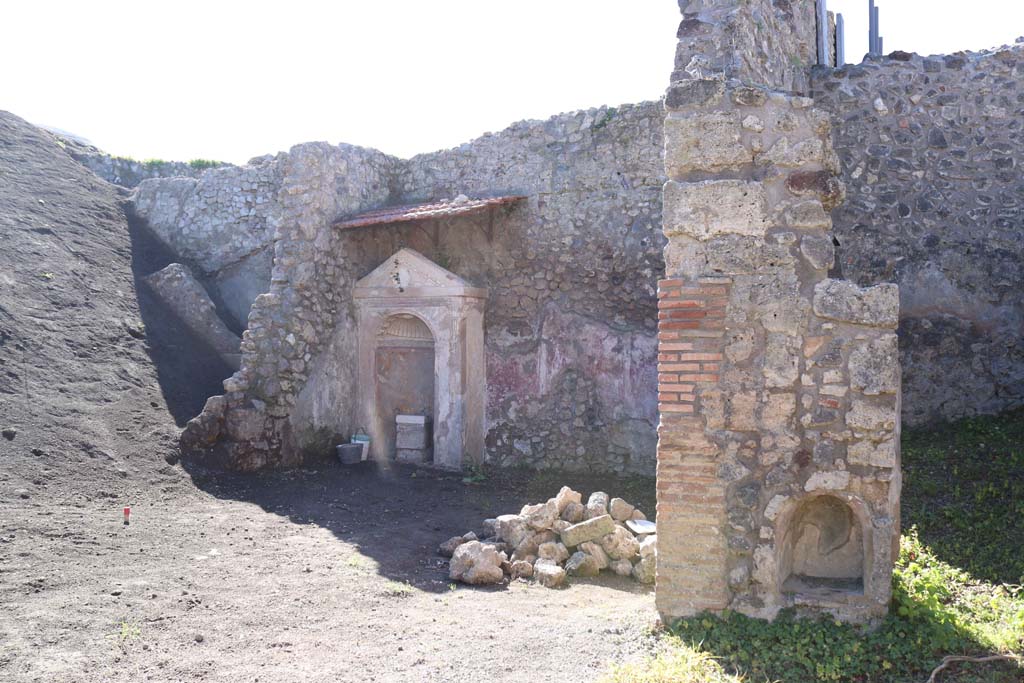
(353, 248), (486, 469)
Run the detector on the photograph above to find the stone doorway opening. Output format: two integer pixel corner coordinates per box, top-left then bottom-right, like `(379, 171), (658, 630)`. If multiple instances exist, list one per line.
(779, 495), (868, 600)
(375, 314), (435, 463)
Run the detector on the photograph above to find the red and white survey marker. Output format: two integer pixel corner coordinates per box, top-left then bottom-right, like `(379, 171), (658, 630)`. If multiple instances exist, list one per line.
(123, 506), (131, 525)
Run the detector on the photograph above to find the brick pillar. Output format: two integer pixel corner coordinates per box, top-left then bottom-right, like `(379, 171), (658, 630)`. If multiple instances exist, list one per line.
(655, 276), (731, 616)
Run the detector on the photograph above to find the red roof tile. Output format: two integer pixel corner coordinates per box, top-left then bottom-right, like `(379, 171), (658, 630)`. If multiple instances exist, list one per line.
(333, 195), (525, 230)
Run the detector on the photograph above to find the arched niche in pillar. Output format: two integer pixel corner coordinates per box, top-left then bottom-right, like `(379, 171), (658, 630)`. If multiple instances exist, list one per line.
(776, 493), (874, 605)
(353, 248), (486, 470)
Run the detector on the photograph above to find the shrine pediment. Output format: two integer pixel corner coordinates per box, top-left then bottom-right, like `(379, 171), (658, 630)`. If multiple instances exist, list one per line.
(353, 248), (486, 299)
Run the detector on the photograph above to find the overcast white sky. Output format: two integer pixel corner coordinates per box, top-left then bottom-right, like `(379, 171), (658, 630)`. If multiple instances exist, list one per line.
(2, 1), (1021, 163)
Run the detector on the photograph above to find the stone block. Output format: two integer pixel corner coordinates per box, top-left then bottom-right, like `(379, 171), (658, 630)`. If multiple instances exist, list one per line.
(804, 470), (851, 491)
(757, 137), (825, 167)
(764, 333), (801, 388)
(665, 112), (750, 175)
(609, 497), (635, 521)
(449, 541), (505, 585)
(580, 541), (610, 569)
(813, 280), (899, 327)
(533, 559), (566, 588)
(800, 234), (835, 270)
(785, 200), (831, 230)
(762, 392), (796, 430)
(849, 334), (899, 395)
(665, 78), (726, 109)
(846, 399), (897, 432)
(565, 551), (601, 577)
(559, 514), (616, 547)
(537, 541), (570, 564)
(520, 500), (558, 530)
(848, 438), (897, 468)
(785, 170), (846, 210)
(633, 555), (656, 584)
(732, 86), (768, 107)
(494, 514), (531, 548)
(395, 427), (429, 449)
(553, 486), (582, 513)
(664, 180), (769, 240)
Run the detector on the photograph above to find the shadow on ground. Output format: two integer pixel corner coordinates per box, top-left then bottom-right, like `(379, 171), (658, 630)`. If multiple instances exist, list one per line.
(126, 207), (234, 426)
(182, 456), (657, 595)
(900, 408), (1024, 586)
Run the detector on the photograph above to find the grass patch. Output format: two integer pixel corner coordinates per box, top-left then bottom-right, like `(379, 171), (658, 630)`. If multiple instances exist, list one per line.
(607, 410), (1024, 682)
(901, 408), (1024, 585)
(602, 643), (742, 683)
(188, 158), (224, 170)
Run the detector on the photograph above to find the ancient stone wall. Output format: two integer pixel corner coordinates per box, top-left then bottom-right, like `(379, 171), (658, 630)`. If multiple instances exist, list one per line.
(169, 103), (666, 474)
(215, 143), (397, 469)
(656, 0), (900, 623)
(812, 44), (1024, 424)
(672, 0), (818, 93)
(276, 104), (665, 473)
(131, 158), (289, 329)
(390, 103), (666, 474)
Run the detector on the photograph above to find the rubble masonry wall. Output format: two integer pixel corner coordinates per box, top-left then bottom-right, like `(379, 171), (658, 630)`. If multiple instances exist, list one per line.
(812, 45), (1024, 424)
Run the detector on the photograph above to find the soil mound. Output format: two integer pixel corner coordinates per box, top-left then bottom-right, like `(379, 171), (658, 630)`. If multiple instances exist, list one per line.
(0, 110), (228, 496)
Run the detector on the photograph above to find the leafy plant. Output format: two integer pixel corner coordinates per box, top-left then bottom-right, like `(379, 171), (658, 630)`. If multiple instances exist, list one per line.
(107, 618), (141, 652)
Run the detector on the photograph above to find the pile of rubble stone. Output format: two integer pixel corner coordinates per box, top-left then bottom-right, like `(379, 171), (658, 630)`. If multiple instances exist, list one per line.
(439, 486), (656, 588)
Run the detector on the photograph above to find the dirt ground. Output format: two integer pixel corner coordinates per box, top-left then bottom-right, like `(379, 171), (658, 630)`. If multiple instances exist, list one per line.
(1, 460), (659, 682)
(0, 110), (659, 682)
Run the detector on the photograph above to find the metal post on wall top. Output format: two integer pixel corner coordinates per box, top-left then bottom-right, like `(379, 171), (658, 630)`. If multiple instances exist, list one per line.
(869, 0), (883, 56)
(836, 13), (846, 65)
(816, 0), (830, 66)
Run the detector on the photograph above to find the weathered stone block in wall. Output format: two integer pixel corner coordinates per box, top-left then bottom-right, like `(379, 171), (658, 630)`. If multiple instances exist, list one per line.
(782, 200), (831, 230)
(848, 438), (897, 468)
(664, 112), (750, 175)
(756, 137), (825, 168)
(785, 170), (845, 210)
(665, 78), (726, 110)
(663, 180), (768, 241)
(764, 333), (801, 388)
(849, 334), (899, 395)
(799, 234), (835, 270)
(813, 280), (899, 327)
(846, 399), (898, 432)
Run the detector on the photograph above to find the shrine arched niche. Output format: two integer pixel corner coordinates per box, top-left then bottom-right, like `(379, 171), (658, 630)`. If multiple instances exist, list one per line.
(374, 313), (435, 462)
(353, 248), (486, 470)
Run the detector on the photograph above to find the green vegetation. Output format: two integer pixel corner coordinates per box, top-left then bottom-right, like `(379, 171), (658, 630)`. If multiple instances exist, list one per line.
(111, 156), (223, 171)
(380, 579), (414, 597)
(902, 409), (1024, 585)
(593, 107), (618, 130)
(188, 158), (224, 170)
(605, 410), (1024, 682)
(107, 618), (141, 652)
(603, 645), (742, 683)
